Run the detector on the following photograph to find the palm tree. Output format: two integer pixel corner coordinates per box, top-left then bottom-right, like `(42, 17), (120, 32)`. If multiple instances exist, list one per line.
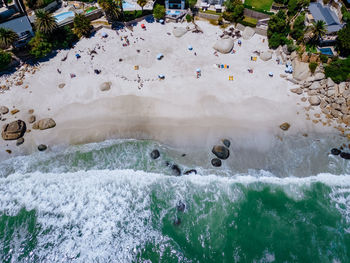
(311, 20), (327, 42)
(73, 13), (92, 38)
(137, 0), (148, 13)
(98, 0), (121, 21)
(34, 9), (57, 34)
(0, 28), (19, 49)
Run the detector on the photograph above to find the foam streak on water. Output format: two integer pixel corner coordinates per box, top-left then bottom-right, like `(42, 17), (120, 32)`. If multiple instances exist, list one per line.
(0, 169), (350, 262)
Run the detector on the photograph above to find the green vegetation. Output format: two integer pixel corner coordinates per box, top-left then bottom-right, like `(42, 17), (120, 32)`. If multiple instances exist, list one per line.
(29, 26), (77, 58)
(267, 10), (290, 49)
(199, 9), (220, 15)
(34, 9), (57, 34)
(310, 20), (327, 44)
(123, 10), (152, 21)
(319, 54), (328, 64)
(0, 28), (18, 49)
(153, 4), (165, 20)
(223, 0), (244, 23)
(239, 16), (257, 27)
(341, 6), (350, 22)
(73, 14), (92, 38)
(287, 0), (309, 16)
(290, 12), (305, 42)
(186, 0), (197, 9)
(98, 0), (122, 21)
(243, 4), (274, 15)
(0, 49), (11, 71)
(26, 0), (55, 9)
(309, 61), (317, 74)
(137, 0), (148, 11)
(336, 24), (350, 57)
(325, 57), (350, 83)
(244, 0), (273, 11)
(85, 6), (98, 13)
(185, 14), (192, 22)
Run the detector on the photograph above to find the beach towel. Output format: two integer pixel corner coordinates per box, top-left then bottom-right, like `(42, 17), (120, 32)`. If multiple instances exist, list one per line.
(253, 57), (257, 61)
(229, 76), (233, 81)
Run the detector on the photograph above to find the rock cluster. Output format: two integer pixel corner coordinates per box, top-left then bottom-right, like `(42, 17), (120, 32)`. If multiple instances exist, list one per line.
(211, 139), (231, 167)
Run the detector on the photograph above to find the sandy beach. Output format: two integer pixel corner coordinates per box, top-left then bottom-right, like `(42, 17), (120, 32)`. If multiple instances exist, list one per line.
(0, 20), (335, 159)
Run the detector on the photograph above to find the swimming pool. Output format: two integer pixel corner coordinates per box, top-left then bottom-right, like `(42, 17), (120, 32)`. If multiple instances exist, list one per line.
(166, 10), (181, 15)
(123, 1), (135, 9)
(54, 11), (75, 24)
(319, 47), (334, 56)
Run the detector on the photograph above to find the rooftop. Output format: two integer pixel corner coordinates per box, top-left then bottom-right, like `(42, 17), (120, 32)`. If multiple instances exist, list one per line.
(308, 2), (343, 33)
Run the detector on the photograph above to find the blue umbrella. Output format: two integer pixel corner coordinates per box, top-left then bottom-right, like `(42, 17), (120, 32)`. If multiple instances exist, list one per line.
(159, 19), (164, 24)
(196, 68), (201, 72)
(101, 32), (108, 38)
(188, 45), (193, 50)
(157, 53), (163, 60)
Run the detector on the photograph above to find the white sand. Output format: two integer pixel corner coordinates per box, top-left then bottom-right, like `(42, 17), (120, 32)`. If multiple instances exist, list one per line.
(0, 20), (334, 158)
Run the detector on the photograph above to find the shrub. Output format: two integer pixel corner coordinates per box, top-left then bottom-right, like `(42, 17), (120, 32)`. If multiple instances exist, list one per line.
(319, 54), (328, 64)
(309, 61), (317, 74)
(336, 24), (350, 57)
(73, 13), (92, 38)
(287, 43), (296, 52)
(153, 4), (165, 20)
(325, 57), (350, 83)
(0, 49), (11, 70)
(29, 32), (53, 58)
(186, 14), (192, 22)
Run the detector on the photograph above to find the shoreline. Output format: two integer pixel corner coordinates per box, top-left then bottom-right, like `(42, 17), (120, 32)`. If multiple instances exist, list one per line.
(0, 20), (343, 160)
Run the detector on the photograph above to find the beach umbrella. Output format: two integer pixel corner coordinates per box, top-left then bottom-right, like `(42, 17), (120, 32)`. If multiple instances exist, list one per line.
(269, 72), (274, 77)
(196, 68), (201, 72)
(188, 45), (193, 50)
(157, 53), (163, 60)
(141, 24), (146, 29)
(101, 32), (108, 38)
(159, 19), (164, 24)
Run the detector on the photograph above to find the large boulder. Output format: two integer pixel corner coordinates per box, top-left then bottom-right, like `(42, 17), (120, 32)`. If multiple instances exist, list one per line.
(327, 77), (335, 88)
(1, 120), (26, 140)
(242, 26), (255, 40)
(309, 81), (321, 90)
(32, 118), (56, 130)
(292, 60), (310, 81)
(213, 38), (234, 54)
(308, 96), (321, 106)
(260, 51), (272, 61)
(172, 27), (188, 38)
(212, 145), (230, 160)
(282, 44), (291, 55)
(314, 72), (325, 81)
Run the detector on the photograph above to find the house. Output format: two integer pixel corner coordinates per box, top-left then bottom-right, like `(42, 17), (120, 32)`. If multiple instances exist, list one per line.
(0, 0), (33, 48)
(165, 0), (185, 10)
(308, 2), (344, 34)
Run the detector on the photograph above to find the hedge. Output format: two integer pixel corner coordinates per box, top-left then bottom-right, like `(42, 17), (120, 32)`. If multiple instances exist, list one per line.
(243, 4), (274, 15)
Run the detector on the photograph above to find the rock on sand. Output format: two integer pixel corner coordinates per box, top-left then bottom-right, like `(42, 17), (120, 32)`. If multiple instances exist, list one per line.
(100, 82), (111, 91)
(213, 37), (234, 54)
(308, 96), (321, 106)
(292, 60), (310, 81)
(242, 27), (255, 40)
(32, 118), (56, 130)
(172, 27), (188, 38)
(1, 120), (26, 140)
(260, 51), (272, 61)
(0, 106), (9, 114)
(212, 145), (230, 160)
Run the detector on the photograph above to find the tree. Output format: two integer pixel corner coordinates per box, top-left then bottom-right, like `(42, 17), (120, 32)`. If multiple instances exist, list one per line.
(137, 0), (148, 12)
(267, 10), (290, 48)
(0, 49), (12, 70)
(336, 24), (350, 57)
(310, 20), (327, 43)
(0, 28), (19, 49)
(28, 31), (53, 58)
(186, 0), (196, 10)
(288, 0), (310, 16)
(98, 0), (121, 21)
(73, 13), (92, 38)
(325, 57), (350, 83)
(223, 0), (244, 22)
(290, 13), (305, 42)
(34, 9), (57, 35)
(153, 4), (165, 20)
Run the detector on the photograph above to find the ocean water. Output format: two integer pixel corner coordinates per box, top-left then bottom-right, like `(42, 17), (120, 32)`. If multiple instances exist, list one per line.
(1, 138), (350, 262)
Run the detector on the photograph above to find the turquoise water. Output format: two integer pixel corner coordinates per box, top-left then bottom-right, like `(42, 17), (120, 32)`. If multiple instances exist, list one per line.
(54, 11), (75, 24)
(1, 138), (350, 262)
(319, 48), (334, 56)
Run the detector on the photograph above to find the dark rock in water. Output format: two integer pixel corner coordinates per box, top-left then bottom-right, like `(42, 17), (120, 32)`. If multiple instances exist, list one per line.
(173, 217), (181, 226)
(165, 161), (170, 166)
(184, 169), (197, 175)
(181, 154), (186, 157)
(222, 139), (231, 148)
(211, 158), (222, 167)
(331, 148), (341, 155)
(177, 201), (186, 212)
(16, 137), (24, 146)
(340, 152), (350, 159)
(38, 144), (47, 151)
(150, 149), (160, 159)
(212, 145), (230, 160)
(171, 164), (181, 176)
